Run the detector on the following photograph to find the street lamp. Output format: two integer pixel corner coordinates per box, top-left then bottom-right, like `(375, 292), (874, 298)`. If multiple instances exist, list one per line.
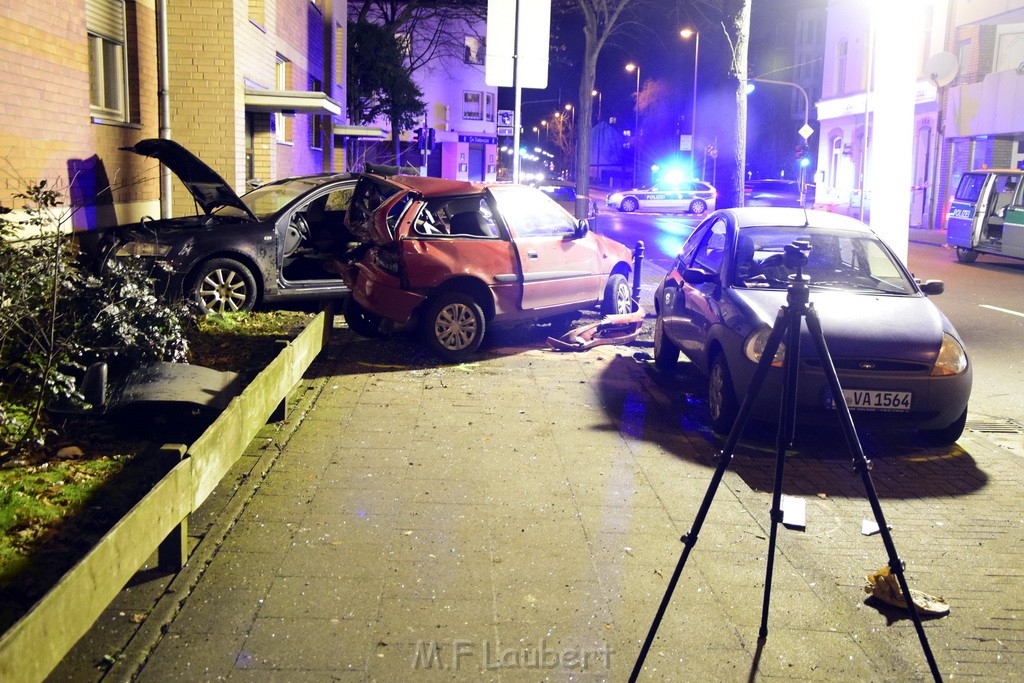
(748, 77), (813, 205)
(533, 125), (540, 144)
(592, 89), (602, 122)
(626, 62), (641, 186)
(680, 28), (700, 179)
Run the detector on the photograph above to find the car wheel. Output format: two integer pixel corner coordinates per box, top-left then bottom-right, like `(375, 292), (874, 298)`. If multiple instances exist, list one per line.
(620, 197), (639, 213)
(190, 258), (258, 314)
(423, 291), (486, 362)
(708, 353), (739, 434)
(919, 407), (968, 446)
(343, 295), (385, 338)
(601, 274), (633, 315)
(955, 247), (979, 264)
(690, 198), (708, 214)
(653, 315), (680, 372)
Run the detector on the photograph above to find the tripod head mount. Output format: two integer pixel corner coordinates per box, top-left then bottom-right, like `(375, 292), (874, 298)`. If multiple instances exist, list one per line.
(783, 240), (811, 307)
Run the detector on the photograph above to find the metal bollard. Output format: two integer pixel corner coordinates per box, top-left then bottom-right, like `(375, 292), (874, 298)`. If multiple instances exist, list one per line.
(632, 241), (645, 312)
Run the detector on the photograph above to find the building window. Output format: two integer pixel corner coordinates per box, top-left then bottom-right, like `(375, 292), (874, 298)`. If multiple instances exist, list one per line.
(310, 77), (324, 150)
(464, 36), (484, 65)
(275, 56), (292, 144)
(485, 92), (495, 122)
(463, 91), (483, 120)
(835, 40), (847, 96)
(87, 0), (128, 121)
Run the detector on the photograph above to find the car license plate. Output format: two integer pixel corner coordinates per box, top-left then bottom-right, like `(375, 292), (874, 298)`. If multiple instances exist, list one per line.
(825, 389), (912, 412)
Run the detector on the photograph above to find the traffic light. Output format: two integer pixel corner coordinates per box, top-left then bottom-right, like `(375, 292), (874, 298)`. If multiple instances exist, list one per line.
(413, 128), (422, 147)
(426, 127), (435, 149)
(795, 144), (806, 160)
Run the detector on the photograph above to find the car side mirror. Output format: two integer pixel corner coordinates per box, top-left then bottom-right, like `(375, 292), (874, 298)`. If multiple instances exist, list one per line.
(682, 267), (718, 285)
(917, 279), (944, 295)
(574, 219), (590, 239)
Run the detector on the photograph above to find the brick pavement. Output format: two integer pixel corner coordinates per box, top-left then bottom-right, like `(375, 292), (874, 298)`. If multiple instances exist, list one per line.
(49, 244), (1024, 680)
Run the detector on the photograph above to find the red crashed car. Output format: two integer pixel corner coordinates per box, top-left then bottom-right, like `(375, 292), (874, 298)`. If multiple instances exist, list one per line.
(338, 172), (635, 361)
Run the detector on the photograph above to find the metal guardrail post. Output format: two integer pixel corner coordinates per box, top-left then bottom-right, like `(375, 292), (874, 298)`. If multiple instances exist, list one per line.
(632, 241), (645, 312)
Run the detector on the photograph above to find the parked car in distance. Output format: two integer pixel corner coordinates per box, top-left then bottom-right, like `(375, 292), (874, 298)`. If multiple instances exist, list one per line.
(532, 179), (599, 219)
(338, 173), (636, 361)
(945, 168), (1024, 264)
(606, 181), (716, 214)
(76, 138), (356, 314)
(744, 179), (805, 208)
(653, 207), (972, 444)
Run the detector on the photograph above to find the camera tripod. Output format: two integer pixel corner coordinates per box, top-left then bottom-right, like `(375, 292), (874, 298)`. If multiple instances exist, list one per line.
(630, 242), (942, 682)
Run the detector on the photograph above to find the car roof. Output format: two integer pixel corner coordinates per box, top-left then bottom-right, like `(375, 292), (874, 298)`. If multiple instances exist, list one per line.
(722, 207), (875, 233)
(369, 173), (488, 197)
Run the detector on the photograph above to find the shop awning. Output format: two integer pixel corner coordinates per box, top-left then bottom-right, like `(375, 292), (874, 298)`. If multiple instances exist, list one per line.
(244, 89), (342, 116)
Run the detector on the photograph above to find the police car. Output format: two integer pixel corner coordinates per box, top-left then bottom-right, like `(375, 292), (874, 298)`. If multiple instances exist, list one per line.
(606, 181), (716, 214)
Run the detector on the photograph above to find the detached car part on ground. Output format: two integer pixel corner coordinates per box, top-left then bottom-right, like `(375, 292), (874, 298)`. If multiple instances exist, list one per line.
(337, 173), (635, 361)
(653, 207), (972, 445)
(76, 139), (356, 313)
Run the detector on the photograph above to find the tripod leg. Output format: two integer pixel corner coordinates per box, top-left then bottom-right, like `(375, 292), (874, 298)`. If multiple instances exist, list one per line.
(629, 310), (791, 682)
(758, 300), (804, 640)
(804, 306), (942, 682)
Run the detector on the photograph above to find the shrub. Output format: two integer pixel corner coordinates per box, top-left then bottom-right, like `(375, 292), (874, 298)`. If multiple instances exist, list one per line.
(0, 180), (192, 459)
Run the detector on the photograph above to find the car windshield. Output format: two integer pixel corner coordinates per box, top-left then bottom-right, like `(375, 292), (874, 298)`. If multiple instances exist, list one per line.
(733, 225), (915, 294)
(233, 178), (332, 220)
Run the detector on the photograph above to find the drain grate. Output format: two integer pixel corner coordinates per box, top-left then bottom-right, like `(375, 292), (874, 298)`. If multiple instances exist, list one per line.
(967, 419), (1024, 434)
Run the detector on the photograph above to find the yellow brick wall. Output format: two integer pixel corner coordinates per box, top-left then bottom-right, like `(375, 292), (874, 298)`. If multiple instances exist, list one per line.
(0, 0), (160, 222)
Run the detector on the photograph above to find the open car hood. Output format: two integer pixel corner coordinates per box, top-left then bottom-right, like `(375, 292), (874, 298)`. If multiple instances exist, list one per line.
(122, 139), (256, 220)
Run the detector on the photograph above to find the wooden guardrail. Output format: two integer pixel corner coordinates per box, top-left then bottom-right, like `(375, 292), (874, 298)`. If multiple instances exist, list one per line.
(0, 309), (332, 682)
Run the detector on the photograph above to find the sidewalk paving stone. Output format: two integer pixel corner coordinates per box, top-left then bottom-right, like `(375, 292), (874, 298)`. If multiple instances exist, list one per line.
(49, 278), (1024, 681)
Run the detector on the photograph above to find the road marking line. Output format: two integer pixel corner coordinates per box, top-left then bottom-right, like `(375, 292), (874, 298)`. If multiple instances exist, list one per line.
(980, 304), (1024, 319)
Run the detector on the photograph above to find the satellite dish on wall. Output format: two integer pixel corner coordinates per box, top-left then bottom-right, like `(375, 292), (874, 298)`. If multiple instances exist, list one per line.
(925, 52), (959, 87)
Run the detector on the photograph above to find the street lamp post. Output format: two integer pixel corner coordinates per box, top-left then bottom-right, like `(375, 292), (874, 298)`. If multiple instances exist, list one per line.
(749, 77), (813, 206)
(533, 126), (540, 144)
(626, 62), (641, 186)
(680, 29), (700, 179)
(592, 89), (602, 122)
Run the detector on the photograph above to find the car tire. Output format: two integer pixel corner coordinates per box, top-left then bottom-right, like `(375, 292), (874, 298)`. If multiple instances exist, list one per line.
(601, 274), (633, 316)
(620, 197), (639, 213)
(653, 315), (679, 371)
(690, 198), (708, 214)
(708, 353), (739, 434)
(955, 247), (979, 264)
(189, 258), (258, 314)
(423, 291), (486, 362)
(919, 406), (968, 446)
(343, 295), (385, 338)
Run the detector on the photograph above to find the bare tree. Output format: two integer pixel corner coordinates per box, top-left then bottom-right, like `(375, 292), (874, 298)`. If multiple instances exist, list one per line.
(571, 0), (640, 218)
(350, 0), (487, 164)
(688, 0), (752, 208)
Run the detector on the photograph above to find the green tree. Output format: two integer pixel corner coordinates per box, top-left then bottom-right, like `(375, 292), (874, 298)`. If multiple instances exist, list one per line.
(346, 21), (425, 164)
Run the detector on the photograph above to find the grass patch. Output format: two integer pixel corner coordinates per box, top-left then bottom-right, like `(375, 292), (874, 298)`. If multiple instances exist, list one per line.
(0, 308), (318, 630)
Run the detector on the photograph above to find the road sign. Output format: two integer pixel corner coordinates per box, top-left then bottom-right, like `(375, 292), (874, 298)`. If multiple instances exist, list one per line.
(498, 110), (514, 126)
(799, 124), (813, 140)
(497, 126), (514, 137)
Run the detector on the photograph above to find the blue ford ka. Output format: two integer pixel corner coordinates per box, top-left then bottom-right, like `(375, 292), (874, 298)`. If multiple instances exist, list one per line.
(653, 208), (972, 445)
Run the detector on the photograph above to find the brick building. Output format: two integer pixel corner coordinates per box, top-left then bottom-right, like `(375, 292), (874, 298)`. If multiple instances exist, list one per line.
(0, 0), (347, 228)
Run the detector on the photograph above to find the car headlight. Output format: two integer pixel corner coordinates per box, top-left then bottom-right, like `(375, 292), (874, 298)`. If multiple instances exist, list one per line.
(743, 327), (785, 367)
(930, 333), (968, 376)
(114, 241), (172, 257)
(608, 193), (623, 204)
